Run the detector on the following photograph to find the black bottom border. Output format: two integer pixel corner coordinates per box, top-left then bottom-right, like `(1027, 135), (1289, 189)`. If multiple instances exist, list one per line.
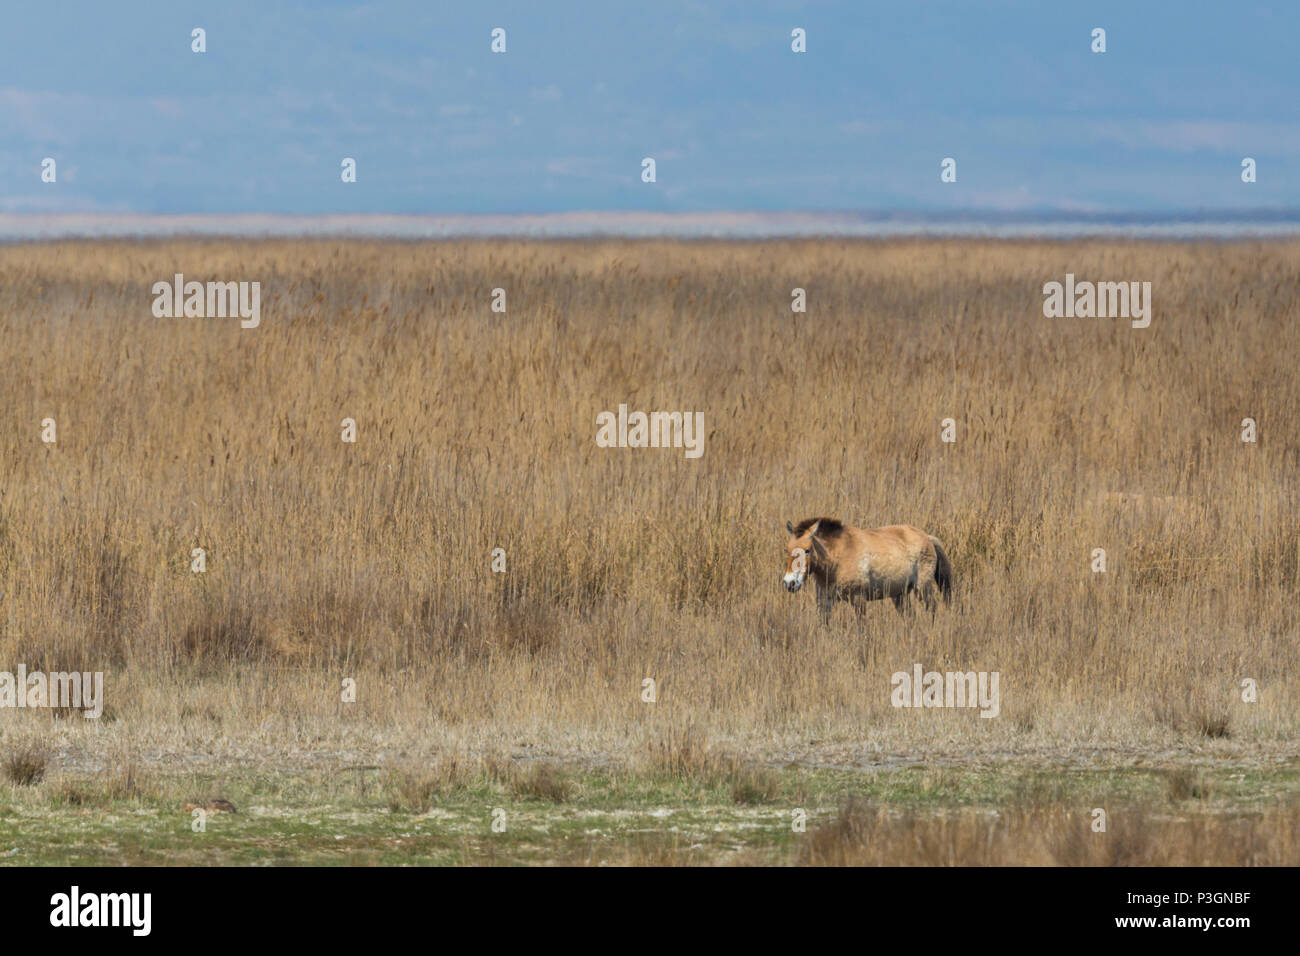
(5, 865), (1287, 942)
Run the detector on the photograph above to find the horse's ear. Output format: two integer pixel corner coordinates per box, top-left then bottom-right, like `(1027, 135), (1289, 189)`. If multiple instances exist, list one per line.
(810, 536), (829, 560)
(786, 521), (795, 535)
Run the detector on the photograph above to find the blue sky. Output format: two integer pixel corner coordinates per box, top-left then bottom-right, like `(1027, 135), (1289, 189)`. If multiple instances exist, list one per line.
(2, 1), (1297, 215)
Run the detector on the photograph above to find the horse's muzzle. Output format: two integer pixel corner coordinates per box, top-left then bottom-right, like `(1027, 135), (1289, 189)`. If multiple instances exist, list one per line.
(783, 578), (803, 593)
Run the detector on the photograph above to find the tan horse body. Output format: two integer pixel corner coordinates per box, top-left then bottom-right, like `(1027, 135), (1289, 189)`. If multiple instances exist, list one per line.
(783, 517), (952, 618)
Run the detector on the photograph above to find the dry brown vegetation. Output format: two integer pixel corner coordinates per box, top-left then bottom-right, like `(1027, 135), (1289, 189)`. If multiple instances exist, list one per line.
(801, 797), (1300, 866)
(0, 238), (1296, 774)
(2, 740), (47, 786)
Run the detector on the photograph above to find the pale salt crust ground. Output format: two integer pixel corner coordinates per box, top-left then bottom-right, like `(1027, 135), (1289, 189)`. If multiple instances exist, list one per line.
(10, 671), (1291, 775)
(3, 212), (1300, 241)
(23, 722), (1300, 776)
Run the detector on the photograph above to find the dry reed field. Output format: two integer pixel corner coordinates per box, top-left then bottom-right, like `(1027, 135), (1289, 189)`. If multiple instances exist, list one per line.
(1, 238), (1297, 864)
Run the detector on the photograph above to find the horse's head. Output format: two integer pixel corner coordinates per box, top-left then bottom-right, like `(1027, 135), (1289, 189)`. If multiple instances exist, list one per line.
(783, 519), (829, 592)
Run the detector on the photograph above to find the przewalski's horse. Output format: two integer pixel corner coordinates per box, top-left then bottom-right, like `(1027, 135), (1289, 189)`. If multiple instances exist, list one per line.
(783, 517), (952, 618)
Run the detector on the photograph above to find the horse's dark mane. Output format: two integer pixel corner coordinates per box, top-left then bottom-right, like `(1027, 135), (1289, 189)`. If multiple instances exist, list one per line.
(793, 517), (844, 538)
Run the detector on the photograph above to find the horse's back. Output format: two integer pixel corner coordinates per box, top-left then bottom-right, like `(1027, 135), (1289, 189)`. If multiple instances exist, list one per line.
(862, 524), (933, 554)
(851, 524), (935, 579)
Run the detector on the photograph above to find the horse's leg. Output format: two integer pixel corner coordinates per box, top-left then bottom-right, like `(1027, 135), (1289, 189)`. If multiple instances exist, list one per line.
(891, 592), (908, 615)
(919, 581), (938, 617)
(841, 587), (864, 617)
(815, 579), (835, 624)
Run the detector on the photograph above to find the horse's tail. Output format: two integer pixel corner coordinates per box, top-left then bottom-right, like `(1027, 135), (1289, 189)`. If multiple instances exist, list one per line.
(930, 536), (953, 603)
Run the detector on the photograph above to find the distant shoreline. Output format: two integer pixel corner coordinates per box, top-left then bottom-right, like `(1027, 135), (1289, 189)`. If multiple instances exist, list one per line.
(4, 211), (1300, 241)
